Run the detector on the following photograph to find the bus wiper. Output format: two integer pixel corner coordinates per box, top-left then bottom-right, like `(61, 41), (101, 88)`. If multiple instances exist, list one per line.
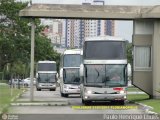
(94, 68), (100, 86)
(85, 67), (87, 78)
(103, 76), (110, 86)
(95, 68), (99, 78)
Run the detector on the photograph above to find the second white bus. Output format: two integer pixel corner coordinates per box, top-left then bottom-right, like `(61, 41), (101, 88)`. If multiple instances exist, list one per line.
(59, 49), (82, 97)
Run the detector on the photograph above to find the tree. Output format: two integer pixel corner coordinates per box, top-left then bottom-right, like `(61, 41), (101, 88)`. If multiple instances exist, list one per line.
(0, 0), (60, 79)
(126, 41), (133, 64)
(0, 0), (30, 71)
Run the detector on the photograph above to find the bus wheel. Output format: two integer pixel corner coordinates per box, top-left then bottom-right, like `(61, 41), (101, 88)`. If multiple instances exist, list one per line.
(82, 99), (91, 105)
(119, 100), (125, 105)
(82, 99), (85, 104)
(61, 93), (64, 97)
(37, 88), (41, 91)
(64, 94), (68, 97)
(50, 89), (56, 91)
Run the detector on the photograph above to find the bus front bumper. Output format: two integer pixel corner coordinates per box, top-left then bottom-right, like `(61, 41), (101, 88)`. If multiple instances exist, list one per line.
(83, 93), (127, 101)
(37, 83), (56, 89)
(63, 88), (80, 94)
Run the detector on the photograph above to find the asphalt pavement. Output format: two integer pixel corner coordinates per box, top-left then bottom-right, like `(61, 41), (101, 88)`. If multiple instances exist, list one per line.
(8, 87), (146, 113)
(6, 86), (158, 120)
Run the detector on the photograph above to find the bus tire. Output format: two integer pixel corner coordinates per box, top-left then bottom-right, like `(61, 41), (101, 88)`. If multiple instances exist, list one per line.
(50, 89), (56, 91)
(37, 88), (41, 91)
(82, 99), (85, 104)
(61, 93), (64, 97)
(64, 94), (68, 97)
(82, 99), (91, 105)
(119, 100), (125, 105)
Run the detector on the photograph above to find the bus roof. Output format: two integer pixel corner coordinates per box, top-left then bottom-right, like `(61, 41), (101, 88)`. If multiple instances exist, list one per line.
(38, 61), (56, 63)
(85, 36), (126, 42)
(63, 49), (82, 55)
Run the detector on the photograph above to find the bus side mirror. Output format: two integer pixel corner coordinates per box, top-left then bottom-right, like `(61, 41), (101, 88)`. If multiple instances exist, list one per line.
(80, 64), (84, 77)
(56, 73), (59, 79)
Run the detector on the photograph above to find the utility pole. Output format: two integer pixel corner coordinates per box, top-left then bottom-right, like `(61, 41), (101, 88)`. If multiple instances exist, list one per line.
(30, 18), (35, 101)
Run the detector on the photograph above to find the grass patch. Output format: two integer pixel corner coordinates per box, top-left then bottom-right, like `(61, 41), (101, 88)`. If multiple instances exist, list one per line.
(127, 86), (144, 92)
(127, 94), (160, 114)
(127, 94), (149, 102)
(141, 99), (160, 114)
(0, 80), (8, 83)
(0, 84), (24, 113)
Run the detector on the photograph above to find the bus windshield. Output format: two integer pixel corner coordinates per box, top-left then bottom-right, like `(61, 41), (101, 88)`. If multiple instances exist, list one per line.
(84, 64), (127, 87)
(63, 68), (80, 85)
(38, 73), (56, 83)
(64, 54), (81, 67)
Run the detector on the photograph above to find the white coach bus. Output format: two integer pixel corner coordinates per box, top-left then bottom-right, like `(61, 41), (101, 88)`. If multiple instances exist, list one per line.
(36, 61), (57, 91)
(59, 49), (82, 97)
(80, 36), (128, 105)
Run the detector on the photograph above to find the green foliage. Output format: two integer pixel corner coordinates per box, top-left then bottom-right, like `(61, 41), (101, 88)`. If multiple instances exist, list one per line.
(0, 0), (60, 78)
(128, 94), (160, 113)
(0, 85), (23, 112)
(126, 41), (133, 64)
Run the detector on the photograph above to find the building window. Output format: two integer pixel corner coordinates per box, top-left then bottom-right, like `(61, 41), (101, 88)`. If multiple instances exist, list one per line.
(134, 46), (152, 70)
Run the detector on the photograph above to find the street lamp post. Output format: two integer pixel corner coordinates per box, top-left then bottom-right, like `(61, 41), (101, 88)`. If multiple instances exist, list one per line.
(30, 18), (35, 101)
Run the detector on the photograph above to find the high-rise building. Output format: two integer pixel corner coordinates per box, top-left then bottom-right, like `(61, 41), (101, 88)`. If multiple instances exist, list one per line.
(41, 19), (63, 46)
(64, 0), (115, 48)
(40, 0), (114, 49)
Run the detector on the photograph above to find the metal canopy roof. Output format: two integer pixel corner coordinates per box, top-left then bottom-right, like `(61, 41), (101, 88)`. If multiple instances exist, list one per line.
(19, 4), (160, 20)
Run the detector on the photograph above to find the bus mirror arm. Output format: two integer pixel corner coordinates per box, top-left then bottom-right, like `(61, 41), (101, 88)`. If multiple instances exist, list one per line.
(85, 69), (87, 78)
(64, 73), (66, 78)
(64, 69), (66, 78)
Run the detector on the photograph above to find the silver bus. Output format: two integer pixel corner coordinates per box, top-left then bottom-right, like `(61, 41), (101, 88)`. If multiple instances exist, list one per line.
(59, 49), (82, 97)
(80, 36), (128, 105)
(36, 61), (57, 91)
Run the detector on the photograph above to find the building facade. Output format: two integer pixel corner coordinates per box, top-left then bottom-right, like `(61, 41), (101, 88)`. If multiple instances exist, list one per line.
(64, 0), (115, 48)
(40, 0), (115, 49)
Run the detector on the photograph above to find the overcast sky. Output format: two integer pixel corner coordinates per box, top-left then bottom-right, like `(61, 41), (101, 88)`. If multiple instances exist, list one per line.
(29, 0), (160, 42)
(31, 0), (160, 5)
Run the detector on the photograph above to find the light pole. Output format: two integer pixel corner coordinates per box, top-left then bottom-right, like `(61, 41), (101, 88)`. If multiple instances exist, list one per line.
(30, 18), (35, 101)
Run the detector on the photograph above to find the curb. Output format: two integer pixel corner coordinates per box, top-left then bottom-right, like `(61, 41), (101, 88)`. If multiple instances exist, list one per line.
(134, 102), (158, 115)
(11, 89), (26, 102)
(0, 89), (26, 114)
(10, 89), (69, 106)
(11, 102), (68, 106)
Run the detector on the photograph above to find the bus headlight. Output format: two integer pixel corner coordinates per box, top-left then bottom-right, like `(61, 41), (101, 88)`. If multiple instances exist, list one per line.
(120, 90), (125, 94)
(64, 85), (68, 89)
(86, 90), (94, 94)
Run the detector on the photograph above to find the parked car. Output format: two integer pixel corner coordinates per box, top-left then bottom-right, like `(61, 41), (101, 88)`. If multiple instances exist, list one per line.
(23, 78), (36, 87)
(9, 79), (24, 85)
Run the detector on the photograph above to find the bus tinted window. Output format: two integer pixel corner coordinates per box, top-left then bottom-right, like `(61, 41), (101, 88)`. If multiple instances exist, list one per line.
(64, 55), (81, 67)
(38, 63), (56, 71)
(84, 41), (126, 59)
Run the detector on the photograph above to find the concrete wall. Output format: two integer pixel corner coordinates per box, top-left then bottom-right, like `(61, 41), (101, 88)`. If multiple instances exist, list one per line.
(133, 20), (153, 96)
(133, 71), (152, 95)
(152, 20), (160, 98)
